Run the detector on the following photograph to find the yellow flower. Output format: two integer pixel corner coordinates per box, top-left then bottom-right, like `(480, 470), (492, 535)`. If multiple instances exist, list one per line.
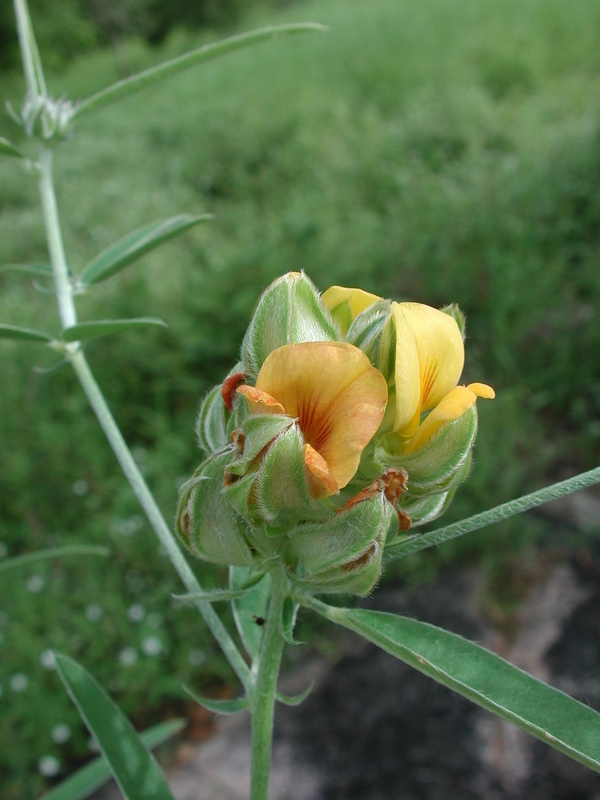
(237, 341), (388, 498)
(322, 286), (495, 453)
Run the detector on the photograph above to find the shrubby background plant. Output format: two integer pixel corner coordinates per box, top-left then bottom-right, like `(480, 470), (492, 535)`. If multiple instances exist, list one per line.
(0, 0), (599, 797)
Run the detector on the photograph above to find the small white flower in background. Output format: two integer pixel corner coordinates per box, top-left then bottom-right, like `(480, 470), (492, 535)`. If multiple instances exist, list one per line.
(88, 736), (100, 753)
(127, 603), (146, 623)
(0, 542), (7, 558)
(40, 650), (56, 670)
(10, 673), (29, 692)
(26, 574), (45, 594)
(113, 515), (143, 537)
(119, 647), (138, 667)
(141, 636), (162, 657)
(188, 649), (205, 666)
(38, 755), (60, 777)
(157, 543), (168, 557)
(146, 612), (162, 629)
(71, 479), (89, 497)
(131, 446), (147, 463)
(51, 724), (72, 744)
(85, 603), (103, 623)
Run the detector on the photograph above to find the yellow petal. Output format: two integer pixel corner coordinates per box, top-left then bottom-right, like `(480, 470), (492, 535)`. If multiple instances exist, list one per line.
(303, 443), (339, 498)
(236, 385), (285, 415)
(403, 385), (478, 453)
(321, 286), (382, 317)
(321, 285), (382, 335)
(255, 342), (388, 491)
(394, 302), (465, 435)
(467, 382), (495, 399)
(391, 303), (421, 433)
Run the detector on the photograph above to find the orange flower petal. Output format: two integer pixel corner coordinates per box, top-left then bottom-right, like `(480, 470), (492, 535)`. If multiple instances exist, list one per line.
(236, 385), (285, 415)
(255, 342), (388, 491)
(303, 443), (339, 498)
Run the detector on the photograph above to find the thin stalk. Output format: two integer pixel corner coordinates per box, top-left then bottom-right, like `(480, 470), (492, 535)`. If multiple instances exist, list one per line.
(386, 465), (600, 559)
(38, 146), (76, 329)
(36, 142), (251, 689)
(250, 568), (286, 800)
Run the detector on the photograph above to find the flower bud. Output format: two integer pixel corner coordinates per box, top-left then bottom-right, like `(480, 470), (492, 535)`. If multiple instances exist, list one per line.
(240, 272), (339, 380)
(176, 451), (254, 566)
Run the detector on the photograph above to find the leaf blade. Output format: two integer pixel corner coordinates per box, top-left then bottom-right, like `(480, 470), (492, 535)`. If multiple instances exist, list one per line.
(61, 318), (167, 343)
(53, 654), (176, 800)
(184, 685), (249, 715)
(0, 262), (52, 277)
(77, 214), (212, 288)
(312, 602), (600, 773)
(0, 545), (109, 574)
(230, 567), (272, 660)
(0, 137), (27, 160)
(40, 719), (185, 800)
(74, 24), (328, 119)
(0, 322), (53, 342)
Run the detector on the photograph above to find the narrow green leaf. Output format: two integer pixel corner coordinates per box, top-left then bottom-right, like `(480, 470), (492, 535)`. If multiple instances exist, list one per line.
(281, 597), (301, 645)
(310, 600), (600, 774)
(0, 322), (53, 342)
(1, 262), (52, 277)
(54, 654), (175, 800)
(77, 215), (212, 288)
(74, 24), (327, 120)
(276, 683), (313, 707)
(61, 318), (167, 343)
(13, 0), (47, 98)
(173, 586), (250, 605)
(230, 567), (272, 660)
(40, 719), (185, 800)
(184, 685), (249, 715)
(0, 136), (27, 160)
(386, 465), (600, 559)
(0, 545), (109, 574)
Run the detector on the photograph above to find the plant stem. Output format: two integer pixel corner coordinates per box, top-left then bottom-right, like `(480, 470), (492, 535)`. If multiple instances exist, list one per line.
(386, 464), (600, 559)
(250, 568), (286, 800)
(37, 142), (251, 689)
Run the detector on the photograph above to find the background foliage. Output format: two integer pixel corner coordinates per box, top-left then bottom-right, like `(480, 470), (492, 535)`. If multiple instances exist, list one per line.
(1, 0), (599, 795)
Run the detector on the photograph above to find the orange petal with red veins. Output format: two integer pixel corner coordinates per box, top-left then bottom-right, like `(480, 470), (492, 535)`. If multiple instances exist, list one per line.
(303, 443), (339, 498)
(255, 342), (388, 491)
(236, 385), (285, 415)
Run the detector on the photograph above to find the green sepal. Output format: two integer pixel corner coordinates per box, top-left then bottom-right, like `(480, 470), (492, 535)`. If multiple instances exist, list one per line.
(280, 597), (300, 645)
(175, 452), (253, 566)
(240, 272), (339, 380)
(440, 303), (466, 340)
(228, 413), (293, 476)
(222, 472), (258, 519)
(276, 683), (314, 706)
(346, 299), (395, 384)
(287, 493), (395, 576)
(184, 686), (249, 715)
(256, 424), (314, 520)
(298, 543), (385, 595)
(374, 405), (478, 494)
(196, 384), (229, 455)
(398, 490), (453, 529)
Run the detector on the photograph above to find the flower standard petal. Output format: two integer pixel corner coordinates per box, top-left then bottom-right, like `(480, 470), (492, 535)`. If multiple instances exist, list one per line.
(395, 302), (465, 435)
(322, 286), (382, 335)
(251, 342), (388, 494)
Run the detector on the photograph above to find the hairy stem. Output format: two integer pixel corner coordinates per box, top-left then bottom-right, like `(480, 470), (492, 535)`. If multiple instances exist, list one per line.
(37, 142), (251, 689)
(387, 465), (600, 559)
(250, 569), (286, 800)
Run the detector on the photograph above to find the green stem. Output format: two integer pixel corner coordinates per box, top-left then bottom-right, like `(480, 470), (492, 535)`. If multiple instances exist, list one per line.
(387, 464), (600, 559)
(36, 141), (251, 690)
(250, 568), (287, 800)
(69, 349), (251, 687)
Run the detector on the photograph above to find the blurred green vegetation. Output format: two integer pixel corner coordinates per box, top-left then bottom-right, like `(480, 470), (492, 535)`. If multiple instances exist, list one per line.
(1, 0), (600, 795)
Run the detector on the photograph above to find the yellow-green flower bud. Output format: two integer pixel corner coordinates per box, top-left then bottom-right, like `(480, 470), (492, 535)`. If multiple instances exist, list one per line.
(240, 272), (339, 380)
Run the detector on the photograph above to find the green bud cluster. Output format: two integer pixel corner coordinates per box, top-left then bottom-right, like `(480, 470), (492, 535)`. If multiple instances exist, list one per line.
(176, 272), (490, 595)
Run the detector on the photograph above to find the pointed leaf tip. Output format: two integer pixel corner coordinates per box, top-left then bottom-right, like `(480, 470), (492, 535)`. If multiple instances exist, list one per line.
(61, 318), (167, 343)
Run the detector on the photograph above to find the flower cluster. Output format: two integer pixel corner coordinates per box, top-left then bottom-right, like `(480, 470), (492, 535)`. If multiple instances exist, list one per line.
(176, 273), (494, 595)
